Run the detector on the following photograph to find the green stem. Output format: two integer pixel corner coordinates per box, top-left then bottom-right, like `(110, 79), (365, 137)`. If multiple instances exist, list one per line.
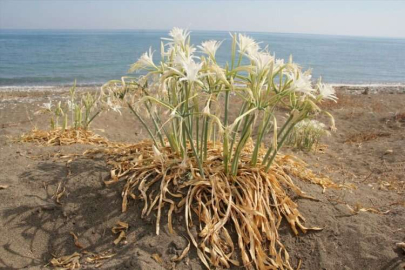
(85, 110), (101, 129)
(144, 101), (165, 147)
(264, 123), (296, 172)
(223, 89), (230, 174)
(202, 116), (209, 160)
(251, 111), (273, 166)
(262, 113), (293, 163)
(192, 96), (200, 157)
(184, 124), (205, 178)
(128, 103), (158, 146)
(229, 101), (248, 153)
(230, 114), (255, 175)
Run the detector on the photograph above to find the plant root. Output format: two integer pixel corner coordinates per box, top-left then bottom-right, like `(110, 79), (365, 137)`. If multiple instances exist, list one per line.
(85, 140), (343, 269)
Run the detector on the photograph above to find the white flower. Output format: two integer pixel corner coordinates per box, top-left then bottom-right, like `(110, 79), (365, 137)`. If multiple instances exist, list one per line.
(295, 119), (330, 136)
(248, 51), (274, 74)
(174, 50), (194, 67)
(211, 64), (229, 85)
(318, 83), (338, 102)
(164, 27), (190, 46)
(237, 34), (259, 53)
(129, 47), (156, 72)
(67, 100), (76, 111)
(180, 60), (203, 82)
(291, 72), (316, 98)
(106, 98), (122, 114)
(274, 59), (285, 72)
(198, 40), (222, 58)
(162, 44), (175, 57)
(41, 101), (52, 111)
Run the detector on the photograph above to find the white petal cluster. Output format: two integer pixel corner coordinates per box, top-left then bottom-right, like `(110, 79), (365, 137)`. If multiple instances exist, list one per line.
(211, 64), (228, 85)
(274, 59), (285, 72)
(41, 101), (52, 111)
(290, 73), (316, 98)
(67, 100), (75, 111)
(296, 119), (326, 130)
(130, 48), (156, 72)
(106, 97), (122, 114)
(198, 40), (222, 58)
(237, 34), (258, 54)
(174, 50), (195, 67)
(166, 27), (190, 46)
(124, 27), (336, 116)
(317, 82), (338, 102)
(247, 51), (274, 74)
(180, 60), (203, 82)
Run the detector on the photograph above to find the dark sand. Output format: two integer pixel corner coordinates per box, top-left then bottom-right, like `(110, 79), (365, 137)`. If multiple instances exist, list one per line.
(0, 87), (404, 269)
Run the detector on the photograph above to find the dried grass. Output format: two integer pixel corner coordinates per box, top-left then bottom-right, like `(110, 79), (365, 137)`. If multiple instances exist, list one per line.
(49, 252), (81, 269)
(50, 251), (116, 269)
(85, 139), (342, 269)
(111, 221), (129, 245)
(84, 251), (116, 266)
(18, 128), (108, 146)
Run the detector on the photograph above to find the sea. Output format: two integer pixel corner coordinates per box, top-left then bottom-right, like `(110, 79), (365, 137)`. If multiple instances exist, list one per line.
(0, 29), (404, 89)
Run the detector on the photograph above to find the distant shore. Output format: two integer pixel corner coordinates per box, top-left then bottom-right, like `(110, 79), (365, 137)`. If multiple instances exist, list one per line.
(1, 83), (405, 94)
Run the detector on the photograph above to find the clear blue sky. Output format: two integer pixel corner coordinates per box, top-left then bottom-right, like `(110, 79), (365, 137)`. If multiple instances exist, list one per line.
(0, 0), (404, 38)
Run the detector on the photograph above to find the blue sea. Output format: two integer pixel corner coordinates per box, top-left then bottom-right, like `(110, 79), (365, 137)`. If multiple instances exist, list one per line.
(0, 29), (404, 87)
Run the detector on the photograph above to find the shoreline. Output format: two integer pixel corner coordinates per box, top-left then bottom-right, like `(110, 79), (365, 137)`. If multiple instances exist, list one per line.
(1, 83), (405, 94)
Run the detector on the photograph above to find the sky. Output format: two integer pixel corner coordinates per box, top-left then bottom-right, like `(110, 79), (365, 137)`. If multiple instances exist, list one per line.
(0, 0), (404, 38)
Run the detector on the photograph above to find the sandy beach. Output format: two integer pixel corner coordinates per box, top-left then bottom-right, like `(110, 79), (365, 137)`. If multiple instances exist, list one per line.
(0, 85), (404, 269)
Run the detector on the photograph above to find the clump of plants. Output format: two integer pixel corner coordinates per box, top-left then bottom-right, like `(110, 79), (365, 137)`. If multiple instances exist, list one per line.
(100, 28), (338, 269)
(39, 82), (101, 131)
(285, 119), (330, 151)
(20, 82), (105, 145)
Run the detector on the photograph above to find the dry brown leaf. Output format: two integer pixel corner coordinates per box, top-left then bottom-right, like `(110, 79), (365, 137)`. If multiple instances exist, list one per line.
(49, 252), (81, 269)
(152, 253), (163, 264)
(296, 259), (303, 270)
(18, 128), (108, 146)
(112, 221), (128, 245)
(0, 185), (9, 190)
(85, 252), (116, 264)
(113, 231), (126, 245)
(55, 187), (65, 204)
(52, 181), (66, 204)
(111, 221), (128, 233)
(171, 241), (190, 262)
(396, 242), (405, 252)
(69, 232), (85, 249)
(83, 140), (342, 269)
(346, 203), (390, 215)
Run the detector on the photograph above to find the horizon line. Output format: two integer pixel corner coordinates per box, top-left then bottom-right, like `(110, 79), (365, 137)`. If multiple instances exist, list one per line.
(1, 28), (405, 40)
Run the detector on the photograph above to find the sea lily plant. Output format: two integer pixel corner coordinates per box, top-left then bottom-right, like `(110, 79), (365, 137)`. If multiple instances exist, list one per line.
(286, 119), (331, 151)
(103, 28), (336, 176)
(100, 28), (337, 269)
(38, 82), (101, 131)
